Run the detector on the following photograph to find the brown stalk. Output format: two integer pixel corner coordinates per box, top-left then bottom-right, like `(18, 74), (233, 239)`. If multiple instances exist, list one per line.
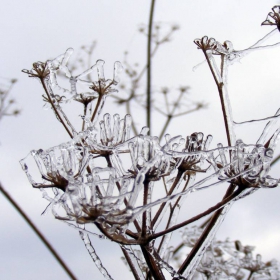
(121, 247), (142, 280)
(142, 180), (150, 237)
(151, 170), (183, 228)
(40, 78), (73, 139)
(203, 51), (231, 146)
(146, 0), (156, 134)
(148, 184), (241, 242)
(141, 245), (165, 280)
(0, 183), (77, 280)
(175, 184), (240, 277)
(157, 175), (191, 253)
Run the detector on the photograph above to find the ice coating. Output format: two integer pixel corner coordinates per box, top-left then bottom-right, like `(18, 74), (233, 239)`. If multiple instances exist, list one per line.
(183, 202), (234, 279)
(21, 28), (280, 280)
(194, 28), (280, 146)
(121, 245), (146, 280)
(113, 61), (123, 84)
(178, 226), (280, 279)
(20, 130), (278, 234)
(79, 231), (114, 280)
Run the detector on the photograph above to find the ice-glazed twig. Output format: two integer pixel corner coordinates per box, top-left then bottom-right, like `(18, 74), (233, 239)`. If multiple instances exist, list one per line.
(121, 245), (145, 280)
(79, 231), (114, 280)
(0, 183), (78, 280)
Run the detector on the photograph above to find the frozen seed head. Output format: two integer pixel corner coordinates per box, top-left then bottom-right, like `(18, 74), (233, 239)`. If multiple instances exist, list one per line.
(215, 141), (278, 189)
(22, 61), (50, 79)
(262, 6), (280, 31)
(194, 36), (217, 52)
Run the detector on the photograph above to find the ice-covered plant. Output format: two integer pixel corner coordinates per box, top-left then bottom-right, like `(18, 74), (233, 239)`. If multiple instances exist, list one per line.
(21, 5), (280, 280)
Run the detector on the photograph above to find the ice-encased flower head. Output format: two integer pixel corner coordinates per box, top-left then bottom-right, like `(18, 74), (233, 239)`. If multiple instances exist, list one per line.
(22, 61), (50, 79)
(194, 36), (218, 52)
(262, 6), (280, 31)
(179, 226), (280, 280)
(212, 140), (278, 189)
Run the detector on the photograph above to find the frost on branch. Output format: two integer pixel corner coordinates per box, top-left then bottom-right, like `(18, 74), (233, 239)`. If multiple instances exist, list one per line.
(21, 7), (280, 279)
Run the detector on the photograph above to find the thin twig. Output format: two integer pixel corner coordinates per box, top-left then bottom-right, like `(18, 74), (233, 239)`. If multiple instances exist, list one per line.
(121, 247), (142, 280)
(41, 78), (73, 138)
(148, 184), (241, 242)
(203, 52), (231, 146)
(0, 183), (77, 280)
(146, 0), (156, 134)
(175, 184), (239, 277)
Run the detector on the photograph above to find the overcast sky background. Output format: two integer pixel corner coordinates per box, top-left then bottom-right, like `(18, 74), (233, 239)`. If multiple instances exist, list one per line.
(1, 1), (280, 279)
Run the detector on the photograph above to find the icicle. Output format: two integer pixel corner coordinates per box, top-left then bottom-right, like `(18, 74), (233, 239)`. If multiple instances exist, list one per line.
(61, 48), (74, 67)
(96, 60), (105, 81)
(159, 205), (180, 259)
(69, 77), (77, 95)
(106, 174), (115, 197)
(140, 126), (149, 136)
(124, 114), (132, 141)
(104, 113), (112, 144)
(112, 114), (120, 145)
(79, 231), (114, 280)
(192, 59), (207, 72)
(76, 63), (97, 79)
(113, 61), (123, 84)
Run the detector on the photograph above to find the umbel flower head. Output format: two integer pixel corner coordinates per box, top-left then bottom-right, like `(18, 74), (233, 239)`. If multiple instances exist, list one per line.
(262, 5), (280, 31)
(210, 140), (279, 189)
(179, 226), (280, 280)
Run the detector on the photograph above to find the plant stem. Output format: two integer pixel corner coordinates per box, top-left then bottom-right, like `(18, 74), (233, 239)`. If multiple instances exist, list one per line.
(141, 245), (165, 280)
(204, 52), (232, 146)
(174, 184), (239, 278)
(147, 0), (156, 134)
(121, 247), (142, 280)
(148, 184), (241, 242)
(247, 271), (254, 280)
(82, 104), (88, 131)
(142, 180), (150, 237)
(151, 170), (183, 228)
(0, 183), (77, 280)
(41, 78), (73, 138)
(90, 93), (103, 122)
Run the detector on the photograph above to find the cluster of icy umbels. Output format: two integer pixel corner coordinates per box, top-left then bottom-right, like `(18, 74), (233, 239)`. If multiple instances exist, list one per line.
(21, 47), (279, 234)
(21, 6), (280, 280)
(178, 226), (280, 280)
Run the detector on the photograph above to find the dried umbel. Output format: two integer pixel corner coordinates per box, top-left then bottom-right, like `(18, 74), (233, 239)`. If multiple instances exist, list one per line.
(211, 140), (278, 190)
(177, 226), (280, 280)
(0, 77), (20, 120)
(262, 5), (280, 31)
(21, 6), (280, 280)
